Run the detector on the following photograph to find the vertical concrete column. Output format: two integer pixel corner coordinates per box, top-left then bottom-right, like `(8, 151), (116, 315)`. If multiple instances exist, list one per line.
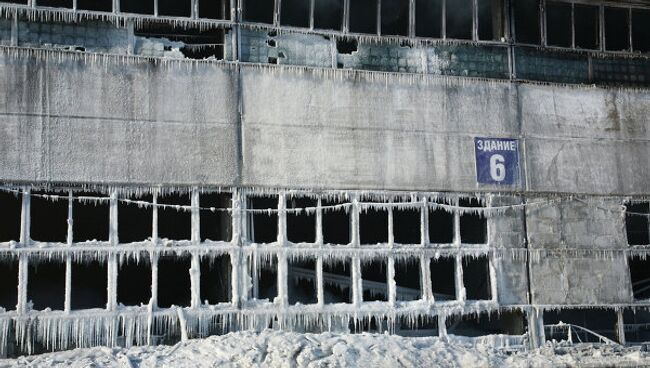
(616, 309), (626, 345)
(527, 307), (545, 348)
(190, 189), (201, 308)
(17, 188), (30, 315)
(387, 257), (396, 306)
(64, 191), (73, 313)
(453, 197), (466, 302)
(420, 256), (433, 302)
(421, 196), (430, 246)
(276, 193), (288, 307)
(351, 194), (362, 306)
(387, 199), (394, 247)
(316, 197), (324, 306)
(106, 190), (118, 312)
(230, 189), (244, 306)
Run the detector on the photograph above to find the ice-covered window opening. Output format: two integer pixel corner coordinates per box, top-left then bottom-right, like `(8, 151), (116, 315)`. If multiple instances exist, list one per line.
(0, 185), (503, 355)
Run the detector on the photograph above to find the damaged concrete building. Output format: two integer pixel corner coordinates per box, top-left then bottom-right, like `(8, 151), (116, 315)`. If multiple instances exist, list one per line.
(0, 0), (649, 355)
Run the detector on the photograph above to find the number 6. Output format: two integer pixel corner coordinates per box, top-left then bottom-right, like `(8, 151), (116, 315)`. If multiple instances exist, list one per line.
(490, 154), (506, 181)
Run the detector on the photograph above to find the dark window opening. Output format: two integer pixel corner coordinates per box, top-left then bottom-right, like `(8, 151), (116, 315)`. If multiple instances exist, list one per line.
(288, 258), (317, 305)
(515, 0), (540, 44)
(396, 315), (438, 336)
(360, 204), (388, 245)
(445, 0), (473, 40)
(157, 255), (192, 308)
(281, 0), (310, 27)
(28, 260), (65, 311)
(37, 0), (73, 8)
(574, 4), (599, 50)
(118, 258), (151, 307)
(350, 0), (378, 34)
(544, 309), (617, 343)
(323, 260), (352, 303)
(71, 260), (107, 310)
(394, 208), (421, 245)
(429, 203), (454, 244)
(243, 0), (274, 23)
(199, 0), (231, 20)
(314, 0), (343, 30)
(336, 38), (358, 54)
(2, 0), (28, 4)
(200, 192), (232, 242)
(158, 0), (191, 17)
(249, 195), (278, 244)
(626, 202), (649, 245)
(120, 0), (153, 14)
(76, 0), (111, 11)
(31, 192), (68, 243)
(287, 197), (316, 243)
(478, 0), (503, 41)
(253, 256), (277, 301)
(118, 194), (152, 243)
(605, 7), (630, 51)
(463, 256), (491, 300)
(395, 257), (421, 301)
(350, 316), (387, 333)
(459, 198), (486, 244)
(629, 256), (650, 300)
(624, 308), (650, 343)
(135, 23), (225, 60)
(381, 0), (409, 36)
(361, 259), (387, 302)
(73, 192), (109, 242)
(0, 192), (20, 242)
(546, 1), (572, 47)
(416, 0), (442, 38)
(158, 193), (191, 241)
(0, 259), (18, 311)
(447, 310), (526, 336)
(430, 256), (456, 301)
(322, 199), (350, 245)
(200, 254), (231, 304)
(632, 9), (650, 53)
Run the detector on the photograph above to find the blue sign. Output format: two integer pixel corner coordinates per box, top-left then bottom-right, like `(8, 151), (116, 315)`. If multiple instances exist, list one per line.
(474, 137), (519, 185)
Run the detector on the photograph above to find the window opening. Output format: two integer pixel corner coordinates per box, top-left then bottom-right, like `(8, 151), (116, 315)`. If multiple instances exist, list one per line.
(248, 195), (278, 244)
(73, 192), (109, 242)
(38, 0), (73, 8)
(428, 201), (453, 244)
(71, 260), (107, 310)
(76, 0), (111, 11)
(200, 254), (231, 304)
(243, 0), (274, 23)
(381, 0), (409, 36)
(135, 22), (225, 60)
(395, 257), (421, 301)
(287, 197), (316, 243)
(199, 0), (230, 20)
(430, 256), (456, 301)
(459, 198), (486, 244)
(361, 258), (388, 302)
(323, 260), (352, 303)
(546, 1), (571, 47)
(574, 4), (599, 50)
(200, 192), (232, 242)
(322, 198), (350, 245)
(605, 7), (630, 51)
(360, 200), (388, 245)
(158, 0), (191, 17)
(632, 9), (650, 53)
(626, 202), (649, 245)
(253, 255), (277, 301)
(157, 193), (191, 241)
(477, 0), (503, 41)
(396, 315), (438, 337)
(288, 258), (317, 305)
(515, 0), (540, 44)
(446, 310), (526, 336)
(0, 191), (20, 242)
(0, 259), (18, 310)
(28, 260), (65, 311)
(445, 0), (473, 40)
(31, 191), (68, 243)
(336, 38), (358, 54)
(463, 255), (491, 300)
(157, 254), (192, 308)
(394, 207), (421, 245)
(281, 0), (310, 27)
(314, 0), (343, 30)
(544, 309), (617, 343)
(415, 0), (442, 38)
(120, 0), (153, 14)
(629, 256), (650, 300)
(623, 308), (650, 343)
(349, 0), (378, 34)
(118, 257), (152, 306)
(118, 194), (153, 243)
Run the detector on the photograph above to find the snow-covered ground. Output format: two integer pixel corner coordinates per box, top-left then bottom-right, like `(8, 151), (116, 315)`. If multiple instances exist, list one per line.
(2, 330), (649, 368)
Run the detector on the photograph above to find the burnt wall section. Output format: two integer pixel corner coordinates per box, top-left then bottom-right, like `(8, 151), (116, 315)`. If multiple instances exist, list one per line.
(526, 198), (631, 305)
(0, 48), (239, 186)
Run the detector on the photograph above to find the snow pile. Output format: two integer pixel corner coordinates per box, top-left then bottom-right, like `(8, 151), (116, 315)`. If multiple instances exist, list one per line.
(3, 330), (650, 367)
